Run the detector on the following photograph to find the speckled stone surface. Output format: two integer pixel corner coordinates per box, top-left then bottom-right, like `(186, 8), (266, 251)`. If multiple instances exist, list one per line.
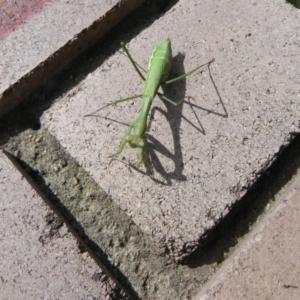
(0, 151), (124, 299)
(42, 0), (300, 260)
(195, 174), (300, 300)
(0, 0), (144, 117)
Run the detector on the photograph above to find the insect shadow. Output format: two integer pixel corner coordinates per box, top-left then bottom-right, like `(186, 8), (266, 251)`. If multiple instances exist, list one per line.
(184, 64), (228, 120)
(128, 52), (188, 185)
(134, 54), (227, 185)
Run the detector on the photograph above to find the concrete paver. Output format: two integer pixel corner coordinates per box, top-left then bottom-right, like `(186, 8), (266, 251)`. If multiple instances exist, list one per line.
(195, 174), (300, 300)
(4, 128), (217, 299)
(0, 150), (124, 299)
(0, 0), (145, 117)
(0, 0), (51, 40)
(1, 0), (300, 298)
(41, 0), (300, 261)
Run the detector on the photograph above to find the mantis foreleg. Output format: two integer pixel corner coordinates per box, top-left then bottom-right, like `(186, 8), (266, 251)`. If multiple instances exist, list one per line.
(116, 123), (134, 154)
(114, 121), (146, 168)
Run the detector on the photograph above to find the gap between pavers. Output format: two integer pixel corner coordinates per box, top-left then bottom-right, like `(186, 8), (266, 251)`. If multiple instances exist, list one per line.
(0, 0), (145, 118)
(195, 172), (300, 300)
(4, 129), (217, 299)
(0, 150), (124, 299)
(41, 0), (300, 261)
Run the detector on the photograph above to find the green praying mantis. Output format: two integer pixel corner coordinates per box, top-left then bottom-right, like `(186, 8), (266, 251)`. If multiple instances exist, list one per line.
(86, 39), (214, 167)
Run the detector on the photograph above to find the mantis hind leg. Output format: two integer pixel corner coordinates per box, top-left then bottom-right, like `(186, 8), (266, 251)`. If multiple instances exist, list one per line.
(164, 58), (214, 85)
(158, 58), (215, 107)
(158, 92), (184, 107)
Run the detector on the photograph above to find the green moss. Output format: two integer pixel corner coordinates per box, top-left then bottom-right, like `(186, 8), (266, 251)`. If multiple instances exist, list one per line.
(287, 0), (300, 8)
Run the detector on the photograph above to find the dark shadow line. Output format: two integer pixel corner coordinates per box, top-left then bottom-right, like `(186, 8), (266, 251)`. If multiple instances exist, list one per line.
(145, 132), (174, 159)
(182, 100), (227, 118)
(2, 149), (140, 300)
(181, 114), (205, 134)
(180, 63), (228, 119)
(0, 0), (180, 145)
(145, 104), (187, 185)
(85, 114), (130, 127)
(183, 97), (206, 134)
(108, 155), (168, 187)
(128, 158), (172, 186)
(183, 133), (300, 268)
(208, 63), (228, 118)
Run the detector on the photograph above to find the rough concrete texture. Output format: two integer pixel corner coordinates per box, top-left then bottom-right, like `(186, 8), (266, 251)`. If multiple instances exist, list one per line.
(0, 0), (52, 40)
(195, 173), (300, 300)
(4, 128), (215, 299)
(1, 0), (115, 92)
(41, 0), (300, 261)
(0, 151), (126, 299)
(0, 0), (145, 117)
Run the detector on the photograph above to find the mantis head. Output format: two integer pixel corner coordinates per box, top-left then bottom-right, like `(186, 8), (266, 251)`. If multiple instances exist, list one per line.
(126, 135), (145, 149)
(125, 135), (145, 167)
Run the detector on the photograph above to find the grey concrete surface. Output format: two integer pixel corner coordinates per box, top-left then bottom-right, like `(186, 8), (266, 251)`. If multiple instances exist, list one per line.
(195, 173), (300, 300)
(0, 151), (125, 299)
(41, 0), (300, 261)
(4, 128), (217, 299)
(1, 0), (300, 298)
(0, 0), (145, 117)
